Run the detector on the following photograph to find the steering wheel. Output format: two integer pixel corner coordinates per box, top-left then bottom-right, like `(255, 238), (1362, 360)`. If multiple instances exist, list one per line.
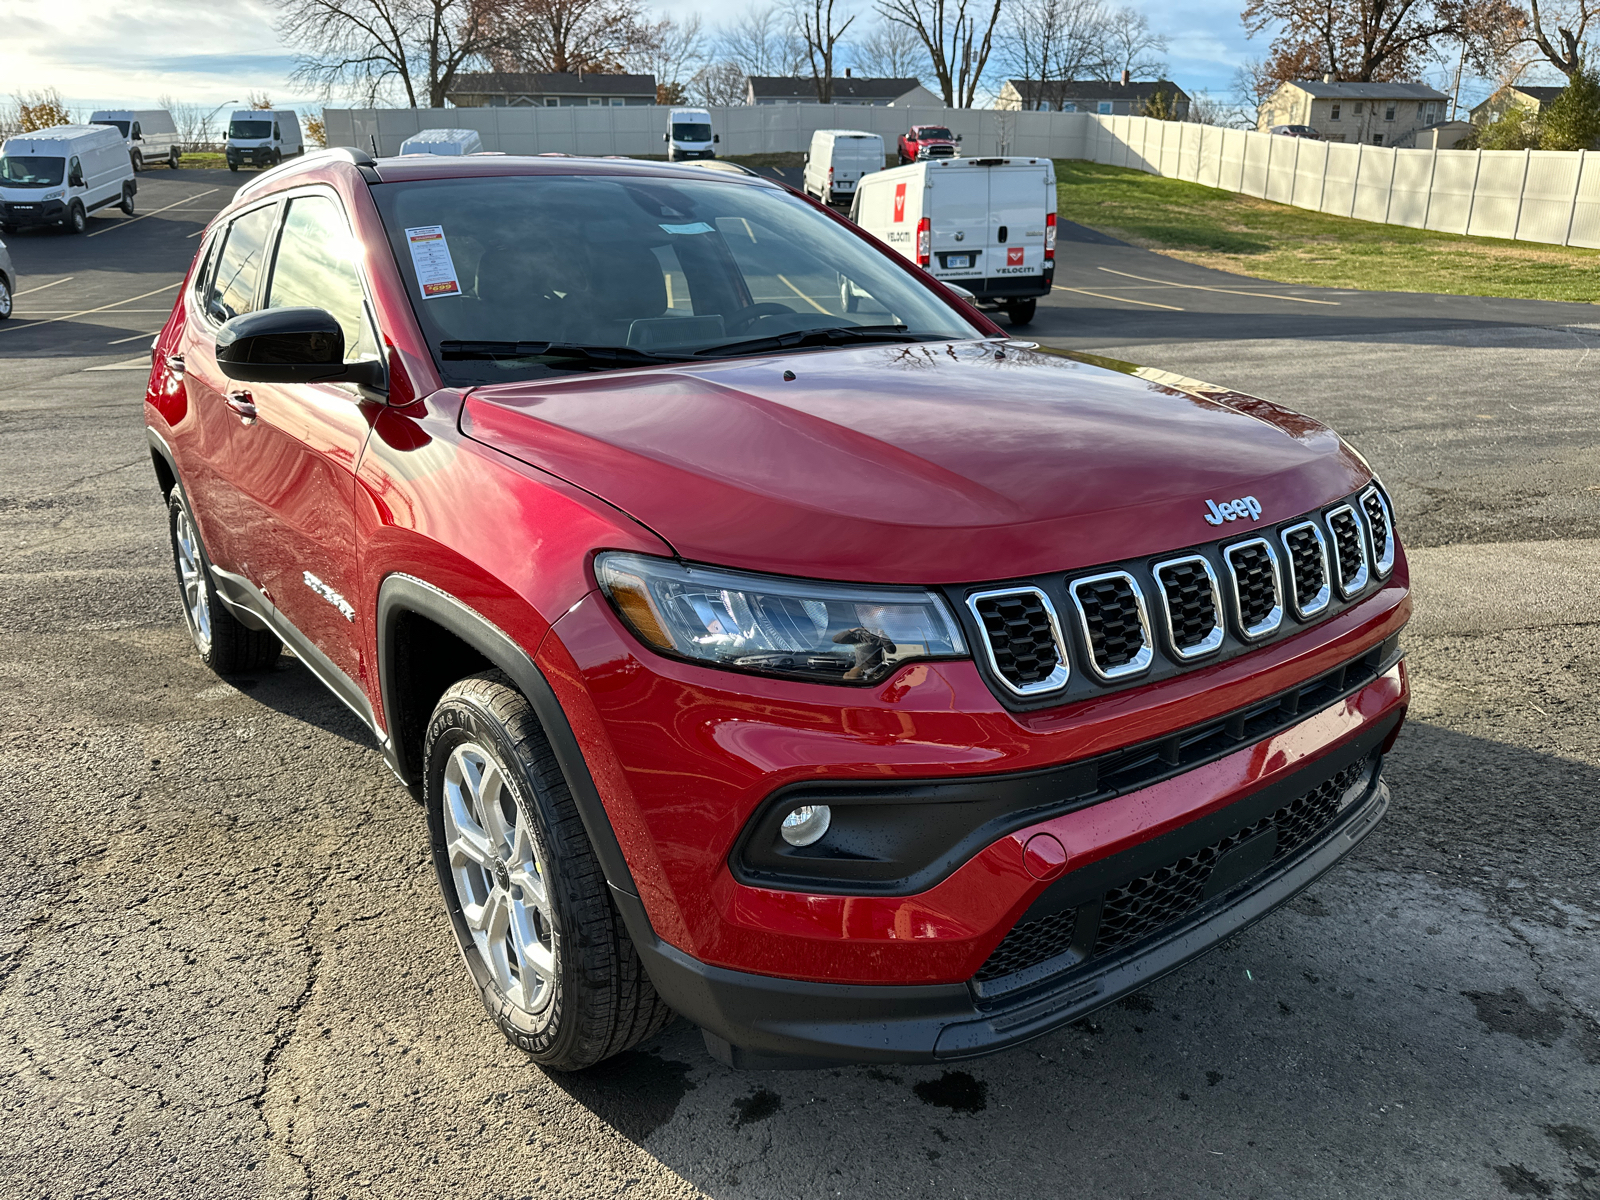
(724, 302), (797, 334)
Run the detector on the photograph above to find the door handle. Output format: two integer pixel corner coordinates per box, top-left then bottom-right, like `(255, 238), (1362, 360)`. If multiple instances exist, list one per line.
(225, 390), (257, 425)
(164, 353), (185, 377)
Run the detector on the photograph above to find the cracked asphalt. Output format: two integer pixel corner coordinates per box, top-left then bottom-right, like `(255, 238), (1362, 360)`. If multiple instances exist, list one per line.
(1, 173), (1597, 1200)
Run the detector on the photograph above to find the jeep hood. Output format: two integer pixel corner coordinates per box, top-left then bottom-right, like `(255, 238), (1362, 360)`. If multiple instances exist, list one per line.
(459, 342), (1371, 584)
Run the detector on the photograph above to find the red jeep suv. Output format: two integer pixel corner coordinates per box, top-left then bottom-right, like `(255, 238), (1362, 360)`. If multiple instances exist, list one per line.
(145, 149), (1409, 1071)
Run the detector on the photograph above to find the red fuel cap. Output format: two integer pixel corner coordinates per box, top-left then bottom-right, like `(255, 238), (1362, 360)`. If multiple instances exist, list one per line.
(1022, 833), (1069, 881)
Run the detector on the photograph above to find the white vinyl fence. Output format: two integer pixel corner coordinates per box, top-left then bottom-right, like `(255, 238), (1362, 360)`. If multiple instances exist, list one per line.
(1080, 114), (1600, 248)
(323, 107), (1600, 249)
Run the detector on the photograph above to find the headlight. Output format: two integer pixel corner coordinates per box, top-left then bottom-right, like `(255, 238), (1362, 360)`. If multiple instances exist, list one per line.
(595, 551), (967, 685)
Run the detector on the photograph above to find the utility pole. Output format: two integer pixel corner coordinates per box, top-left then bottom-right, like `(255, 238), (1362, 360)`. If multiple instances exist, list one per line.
(1450, 37), (1468, 120)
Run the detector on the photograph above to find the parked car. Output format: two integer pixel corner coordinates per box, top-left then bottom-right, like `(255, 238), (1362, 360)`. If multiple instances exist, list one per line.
(803, 129), (884, 206)
(146, 148), (1409, 1073)
(852, 155), (1056, 325)
(90, 109), (182, 171)
(1269, 125), (1323, 139)
(898, 124), (960, 164)
(0, 124), (136, 234)
(0, 233), (14, 319)
(226, 109), (304, 172)
(664, 107), (718, 162)
(398, 128), (484, 156)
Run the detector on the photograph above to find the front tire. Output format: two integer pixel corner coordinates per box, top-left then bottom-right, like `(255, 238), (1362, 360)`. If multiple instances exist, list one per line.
(425, 673), (672, 1071)
(167, 492), (281, 674)
(0, 275), (12, 320)
(64, 202), (86, 235)
(131, 150), (143, 172)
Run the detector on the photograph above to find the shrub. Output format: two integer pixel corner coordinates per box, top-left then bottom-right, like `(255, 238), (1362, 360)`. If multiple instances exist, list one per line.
(1538, 70), (1600, 151)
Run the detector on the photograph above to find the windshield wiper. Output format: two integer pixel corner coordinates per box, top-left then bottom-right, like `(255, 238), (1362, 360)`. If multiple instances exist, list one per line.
(692, 324), (926, 358)
(438, 340), (695, 367)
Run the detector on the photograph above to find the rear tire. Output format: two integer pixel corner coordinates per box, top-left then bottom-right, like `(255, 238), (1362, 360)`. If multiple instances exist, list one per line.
(1006, 298), (1037, 325)
(64, 202), (86, 235)
(167, 492), (281, 675)
(168, 148), (181, 169)
(119, 185), (136, 216)
(425, 672), (673, 1072)
(0, 275), (12, 321)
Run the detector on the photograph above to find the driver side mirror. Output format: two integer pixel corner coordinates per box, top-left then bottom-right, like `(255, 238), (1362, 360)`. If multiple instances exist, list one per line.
(956, 134), (964, 142)
(69, 170), (84, 187)
(713, 134), (720, 143)
(215, 307), (385, 390)
(662, 132), (669, 143)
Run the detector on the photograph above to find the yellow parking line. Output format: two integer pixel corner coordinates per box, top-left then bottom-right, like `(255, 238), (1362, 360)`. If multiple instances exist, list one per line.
(1096, 266), (1340, 305)
(0, 282), (180, 334)
(1053, 285), (1184, 312)
(776, 274), (831, 315)
(87, 189), (221, 238)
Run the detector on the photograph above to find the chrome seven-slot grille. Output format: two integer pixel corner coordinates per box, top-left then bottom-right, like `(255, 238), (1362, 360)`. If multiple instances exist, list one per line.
(966, 485), (1395, 700)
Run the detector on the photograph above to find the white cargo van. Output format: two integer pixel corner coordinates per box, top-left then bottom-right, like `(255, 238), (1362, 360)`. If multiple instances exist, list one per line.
(664, 108), (717, 162)
(225, 110), (304, 172)
(90, 109), (181, 171)
(398, 128), (484, 156)
(803, 130), (884, 207)
(0, 124), (136, 235)
(851, 156), (1057, 324)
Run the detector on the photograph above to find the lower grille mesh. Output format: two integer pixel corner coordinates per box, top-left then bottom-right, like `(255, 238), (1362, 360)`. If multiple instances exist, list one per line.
(973, 591), (1061, 689)
(976, 759), (1370, 982)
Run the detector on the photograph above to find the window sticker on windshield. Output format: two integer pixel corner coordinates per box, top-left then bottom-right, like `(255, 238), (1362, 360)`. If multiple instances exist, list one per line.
(404, 225), (462, 299)
(659, 222), (715, 235)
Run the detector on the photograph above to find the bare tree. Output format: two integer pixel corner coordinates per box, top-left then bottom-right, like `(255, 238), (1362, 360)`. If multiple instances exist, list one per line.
(877, 0), (1003, 106)
(633, 13), (707, 101)
(997, 0), (1114, 109)
(1102, 5), (1168, 78)
(1186, 88), (1252, 126)
(278, 0), (504, 107)
(789, 0), (859, 101)
(852, 18), (931, 77)
(722, 6), (807, 76)
(1513, 0), (1597, 76)
(689, 59), (750, 104)
(493, 0), (652, 74)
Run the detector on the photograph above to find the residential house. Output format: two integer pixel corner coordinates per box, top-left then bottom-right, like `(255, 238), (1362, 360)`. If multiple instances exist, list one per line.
(1257, 80), (1449, 145)
(744, 74), (939, 106)
(1470, 84), (1565, 125)
(447, 72), (658, 108)
(995, 76), (1190, 119)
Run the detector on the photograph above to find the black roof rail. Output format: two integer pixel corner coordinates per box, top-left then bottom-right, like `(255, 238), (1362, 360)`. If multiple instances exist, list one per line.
(320, 145), (377, 168)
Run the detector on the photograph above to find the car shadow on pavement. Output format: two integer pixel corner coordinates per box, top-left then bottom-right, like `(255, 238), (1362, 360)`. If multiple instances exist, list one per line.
(226, 652), (383, 752)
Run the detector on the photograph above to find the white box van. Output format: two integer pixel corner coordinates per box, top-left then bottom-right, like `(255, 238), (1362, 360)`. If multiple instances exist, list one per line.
(0, 124), (136, 235)
(226, 110), (304, 172)
(398, 128), (484, 156)
(851, 156), (1057, 325)
(803, 130), (884, 207)
(664, 108), (717, 162)
(90, 109), (181, 171)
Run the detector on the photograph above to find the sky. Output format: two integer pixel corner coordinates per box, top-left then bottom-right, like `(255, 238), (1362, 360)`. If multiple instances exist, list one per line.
(0, 0), (1509, 120)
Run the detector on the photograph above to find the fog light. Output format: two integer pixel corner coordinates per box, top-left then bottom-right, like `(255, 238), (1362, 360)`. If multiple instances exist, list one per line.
(779, 804), (831, 847)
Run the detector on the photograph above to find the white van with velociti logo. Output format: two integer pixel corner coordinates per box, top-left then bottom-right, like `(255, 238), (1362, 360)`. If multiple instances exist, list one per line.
(851, 156), (1056, 326)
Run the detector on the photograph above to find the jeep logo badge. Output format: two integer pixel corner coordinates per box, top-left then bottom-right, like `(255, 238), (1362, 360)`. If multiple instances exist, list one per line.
(1204, 496), (1263, 526)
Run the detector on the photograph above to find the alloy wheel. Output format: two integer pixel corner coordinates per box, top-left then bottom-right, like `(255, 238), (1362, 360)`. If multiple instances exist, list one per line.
(442, 742), (558, 1015)
(173, 504), (211, 652)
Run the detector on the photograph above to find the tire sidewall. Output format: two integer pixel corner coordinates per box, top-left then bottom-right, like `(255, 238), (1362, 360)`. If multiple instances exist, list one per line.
(0, 277), (11, 320)
(167, 492), (214, 660)
(131, 150), (143, 172)
(67, 203), (86, 234)
(424, 691), (578, 1056)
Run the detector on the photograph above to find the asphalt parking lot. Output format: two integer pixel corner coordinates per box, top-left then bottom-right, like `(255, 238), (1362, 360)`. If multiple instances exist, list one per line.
(2, 168), (1597, 1200)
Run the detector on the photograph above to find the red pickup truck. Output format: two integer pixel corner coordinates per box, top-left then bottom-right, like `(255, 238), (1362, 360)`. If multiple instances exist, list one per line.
(898, 124), (960, 164)
(146, 148), (1408, 1072)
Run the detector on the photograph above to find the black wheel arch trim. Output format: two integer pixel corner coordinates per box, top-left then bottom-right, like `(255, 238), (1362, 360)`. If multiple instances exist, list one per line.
(376, 573), (642, 900)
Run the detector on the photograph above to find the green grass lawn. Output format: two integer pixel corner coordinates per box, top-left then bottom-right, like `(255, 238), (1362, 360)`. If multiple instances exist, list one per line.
(1055, 159), (1600, 304)
(177, 152), (228, 169)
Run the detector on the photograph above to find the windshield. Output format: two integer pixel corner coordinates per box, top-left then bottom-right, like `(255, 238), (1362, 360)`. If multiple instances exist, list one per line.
(0, 156), (65, 187)
(372, 173), (979, 384)
(671, 123), (713, 142)
(92, 120), (130, 137)
(229, 120), (272, 140)
(918, 128), (953, 141)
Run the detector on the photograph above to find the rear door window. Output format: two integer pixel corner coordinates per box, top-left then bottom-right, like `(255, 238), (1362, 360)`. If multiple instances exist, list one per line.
(206, 204), (278, 323)
(264, 194), (379, 361)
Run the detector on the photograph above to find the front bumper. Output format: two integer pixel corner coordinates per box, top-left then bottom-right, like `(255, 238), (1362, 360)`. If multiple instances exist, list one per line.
(1, 199), (66, 227)
(226, 147), (277, 167)
(626, 732), (1396, 1067)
